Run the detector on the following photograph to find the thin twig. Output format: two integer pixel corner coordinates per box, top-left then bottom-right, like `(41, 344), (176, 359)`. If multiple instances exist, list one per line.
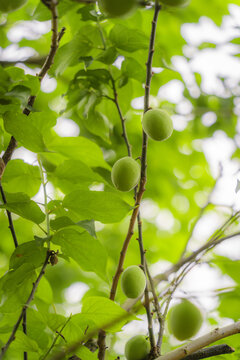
(156, 230), (240, 284)
(137, 213), (157, 356)
(110, 75), (132, 157)
(23, 311), (27, 360)
(0, 181), (18, 248)
(122, 226), (240, 312)
(145, 262), (163, 354)
(42, 316), (72, 360)
(0, 250), (52, 359)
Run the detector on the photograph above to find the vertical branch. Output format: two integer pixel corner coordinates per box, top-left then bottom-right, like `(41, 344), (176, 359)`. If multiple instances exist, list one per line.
(0, 250), (52, 359)
(97, 3), (161, 360)
(0, 182), (18, 248)
(0, 1), (64, 359)
(23, 312), (27, 360)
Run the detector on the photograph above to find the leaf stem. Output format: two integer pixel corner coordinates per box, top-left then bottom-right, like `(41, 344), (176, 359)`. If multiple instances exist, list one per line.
(38, 156), (50, 240)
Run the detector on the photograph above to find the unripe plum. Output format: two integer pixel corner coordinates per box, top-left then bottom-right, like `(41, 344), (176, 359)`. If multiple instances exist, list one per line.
(168, 300), (203, 340)
(111, 157), (140, 192)
(0, 0), (27, 13)
(125, 335), (150, 360)
(121, 265), (146, 299)
(142, 109), (173, 141)
(98, 0), (137, 18)
(160, 0), (190, 7)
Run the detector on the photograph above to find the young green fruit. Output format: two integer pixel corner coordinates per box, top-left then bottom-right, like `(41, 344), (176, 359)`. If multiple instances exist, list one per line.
(125, 335), (150, 360)
(111, 157), (140, 192)
(142, 109), (173, 141)
(98, 0), (136, 18)
(168, 300), (203, 340)
(121, 265), (146, 299)
(160, 0), (190, 7)
(0, 0), (27, 13)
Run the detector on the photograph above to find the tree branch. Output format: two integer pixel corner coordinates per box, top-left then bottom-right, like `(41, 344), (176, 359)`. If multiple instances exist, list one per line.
(122, 219), (240, 313)
(2, 0), (65, 166)
(182, 344), (234, 360)
(158, 322), (240, 360)
(97, 4), (161, 360)
(154, 230), (240, 285)
(110, 75), (132, 157)
(109, 0), (161, 311)
(48, 307), (238, 360)
(0, 250), (52, 359)
(0, 181), (18, 248)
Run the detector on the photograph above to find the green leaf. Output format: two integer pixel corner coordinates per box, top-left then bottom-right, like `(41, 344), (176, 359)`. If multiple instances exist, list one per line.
(36, 276), (53, 305)
(2, 160), (41, 197)
(213, 256), (240, 284)
(80, 296), (136, 332)
(75, 346), (98, 360)
(61, 320), (84, 344)
(3, 111), (47, 153)
(47, 136), (110, 169)
(63, 190), (131, 223)
(0, 264), (36, 313)
(50, 216), (97, 238)
(52, 25), (102, 75)
(83, 110), (110, 142)
(12, 331), (40, 354)
(9, 241), (47, 270)
(122, 57), (145, 83)
(96, 47), (118, 65)
(0, 192), (45, 224)
(52, 229), (108, 280)
(54, 159), (104, 184)
(110, 24), (148, 52)
(218, 288), (240, 321)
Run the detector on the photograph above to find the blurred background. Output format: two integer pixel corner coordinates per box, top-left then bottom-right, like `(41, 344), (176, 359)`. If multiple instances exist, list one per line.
(0, 0), (240, 358)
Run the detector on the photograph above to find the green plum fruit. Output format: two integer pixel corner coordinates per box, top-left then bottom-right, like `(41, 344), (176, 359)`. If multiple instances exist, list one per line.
(125, 335), (150, 360)
(0, 0), (28, 13)
(98, 0), (137, 18)
(142, 109), (173, 141)
(160, 0), (190, 7)
(111, 157), (140, 192)
(168, 300), (203, 340)
(121, 265), (146, 299)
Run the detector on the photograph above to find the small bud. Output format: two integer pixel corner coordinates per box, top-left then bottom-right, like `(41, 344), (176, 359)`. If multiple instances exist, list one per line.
(50, 253), (58, 266)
